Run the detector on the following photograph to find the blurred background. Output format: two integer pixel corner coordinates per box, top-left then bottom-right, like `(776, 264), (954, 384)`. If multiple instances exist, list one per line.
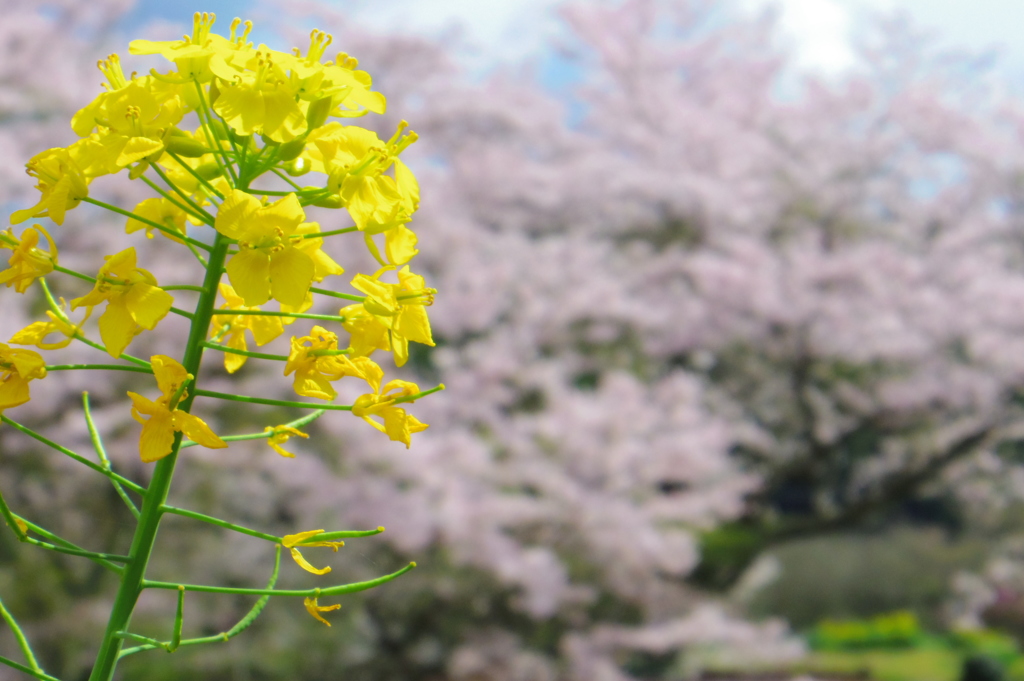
(7, 0), (1024, 679)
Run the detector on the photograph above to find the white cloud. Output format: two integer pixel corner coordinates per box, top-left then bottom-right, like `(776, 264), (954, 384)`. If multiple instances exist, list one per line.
(740, 0), (857, 73)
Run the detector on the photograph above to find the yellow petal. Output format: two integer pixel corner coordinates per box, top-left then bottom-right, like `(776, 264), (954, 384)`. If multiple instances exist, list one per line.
(289, 547), (331, 575)
(0, 377), (30, 411)
(139, 411), (176, 463)
(303, 597), (341, 626)
(214, 86), (264, 136)
(116, 136), (164, 167)
(395, 305), (434, 346)
(98, 299), (138, 358)
(226, 248), (271, 306)
(223, 330), (248, 374)
(173, 412), (227, 449)
(151, 355), (189, 399)
(269, 247), (314, 308)
(126, 282), (173, 329)
(214, 189), (259, 240)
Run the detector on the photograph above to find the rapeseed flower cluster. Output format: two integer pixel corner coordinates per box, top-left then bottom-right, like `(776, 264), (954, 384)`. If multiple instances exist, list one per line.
(3, 13), (438, 631)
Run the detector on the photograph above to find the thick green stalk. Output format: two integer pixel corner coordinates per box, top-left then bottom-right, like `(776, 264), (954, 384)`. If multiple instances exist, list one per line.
(87, 231), (230, 681)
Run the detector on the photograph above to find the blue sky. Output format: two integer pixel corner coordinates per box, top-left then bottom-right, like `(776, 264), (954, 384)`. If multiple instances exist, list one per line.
(123, 0), (1024, 80)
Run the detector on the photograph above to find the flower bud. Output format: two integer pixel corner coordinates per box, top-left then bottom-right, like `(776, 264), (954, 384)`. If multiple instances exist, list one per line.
(306, 96), (333, 131)
(164, 135), (208, 158)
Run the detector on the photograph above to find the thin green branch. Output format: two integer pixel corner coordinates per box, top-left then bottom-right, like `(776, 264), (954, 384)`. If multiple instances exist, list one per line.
(160, 506), (280, 544)
(201, 341), (288, 361)
(298, 527), (385, 542)
(71, 335), (152, 368)
(194, 390), (352, 411)
(0, 492), (126, 573)
(81, 197), (212, 251)
(18, 536), (129, 567)
(0, 416), (146, 495)
(310, 287), (364, 303)
(193, 80), (238, 184)
(210, 309), (347, 323)
(0, 594), (43, 676)
(45, 364), (153, 374)
(150, 162), (220, 216)
(306, 225), (358, 239)
(164, 149), (225, 200)
(270, 167), (306, 192)
(38, 280), (148, 369)
(162, 285), (207, 293)
(169, 306), (195, 320)
(138, 172), (213, 226)
(0, 654), (61, 681)
(119, 546), (282, 659)
(143, 561), (416, 597)
(51, 264), (97, 285)
(83, 393), (140, 519)
(179, 409), (325, 449)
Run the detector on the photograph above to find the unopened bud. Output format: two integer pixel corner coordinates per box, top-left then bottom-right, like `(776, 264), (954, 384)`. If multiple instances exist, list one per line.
(164, 135), (209, 158)
(278, 136), (307, 162)
(284, 157), (310, 176)
(306, 96), (333, 131)
(310, 192), (343, 209)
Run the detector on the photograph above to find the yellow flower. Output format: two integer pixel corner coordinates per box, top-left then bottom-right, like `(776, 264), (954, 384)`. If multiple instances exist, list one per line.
(307, 122), (419, 236)
(10, 301), (90, 351)
(70, 56), (187, 177)
(10, 145), (91, 225)
(0, 344), (46, 414)
(210, 284), (285, 373)
(303, 597), (341, 627)
(213, 49), (307, 143)
(348, 266), (435, 367)
(215, 190), (321, 307)
(0, 226), (57, 293)
(125, 197), (188, 242)
(263, 424), (308, 458)
(282, 529), (344, 575)
(130, 14), (253, 83)
(71, 248), (174, 358)
(351, 379), (428, 448)
(127, 355), (226, 463)
(284, 326), (382, 401)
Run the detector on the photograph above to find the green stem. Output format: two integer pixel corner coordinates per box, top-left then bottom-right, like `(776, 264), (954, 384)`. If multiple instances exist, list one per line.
(143, 561), (416, 596)
(270, 167), (306, 192)
(0, 491), (126, 573)
(0, 416), (145, 495)
(309, 286), (363, 303)
(87, 231), (231, 681)
(209, 309), (347, 323)
(45, 364), (153, 374)
(193, 80), (238, 185)
(0, 594), (43, 676)
(161, 505), (280, 544)
(118, 545), (282, 659)
(169, 306), (195, 319)
(151, 162), (219, 216)
(306, 226), (357, 239)
(164, 149), (226, 200)
(162, 285), (207, 292)
(194, 390), (352, 411)
(201, 341), (288, 362)
(179, 408), (325, 449)
(83, 393), (140, 519)
(0, 654), (61, 681)
(81, 197), (211, 251)
(139, 172), (213, 225)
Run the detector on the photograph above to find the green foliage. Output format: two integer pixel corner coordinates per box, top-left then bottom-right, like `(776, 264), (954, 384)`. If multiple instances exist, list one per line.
(809, 611), (923, 651)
